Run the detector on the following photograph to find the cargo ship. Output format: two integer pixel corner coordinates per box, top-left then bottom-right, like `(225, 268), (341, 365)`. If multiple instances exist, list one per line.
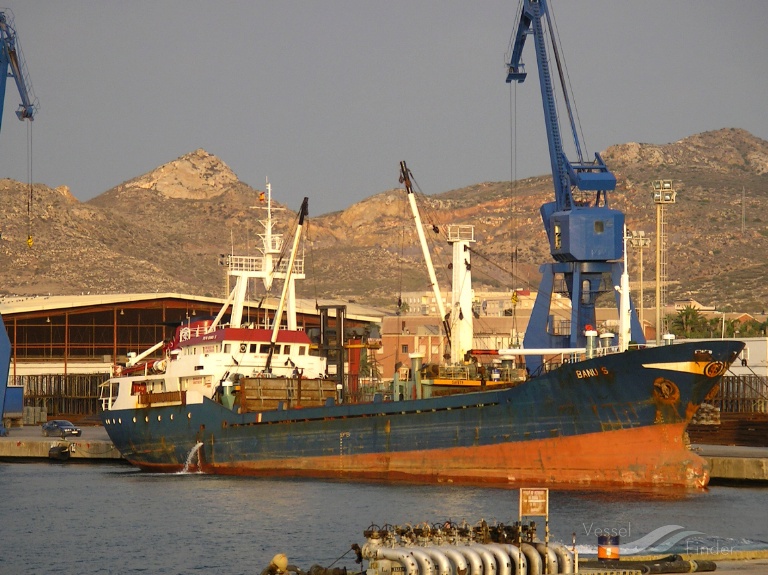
(100, 334), (741, 487)
(97, 189), (745, 488)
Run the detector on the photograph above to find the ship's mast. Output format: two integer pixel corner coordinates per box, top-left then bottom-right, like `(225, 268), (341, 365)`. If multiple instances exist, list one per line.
(259, 181), (280, 292)
(617, 224), (631, 352)
(227, 181), (305, 329)
(447, 225), (475, 364)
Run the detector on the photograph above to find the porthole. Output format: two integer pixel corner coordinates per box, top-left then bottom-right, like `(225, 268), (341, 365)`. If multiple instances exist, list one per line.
(157, 415), (162, 422)
(145, 416), (149, 423)
(132, 417), (137, 423)
(187, 412), (192, 419)
(170, 414), (174, 421)
(118, 418), (122, 424)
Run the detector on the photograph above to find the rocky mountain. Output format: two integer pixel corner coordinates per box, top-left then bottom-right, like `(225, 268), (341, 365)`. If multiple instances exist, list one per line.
(1, 128), (767, 314)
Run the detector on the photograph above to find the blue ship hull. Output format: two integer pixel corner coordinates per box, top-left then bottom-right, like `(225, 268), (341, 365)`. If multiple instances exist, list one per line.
(101, 340), (744, 487)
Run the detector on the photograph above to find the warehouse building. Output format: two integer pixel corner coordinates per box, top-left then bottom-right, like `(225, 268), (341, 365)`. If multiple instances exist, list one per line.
(0, 293), (383, 423)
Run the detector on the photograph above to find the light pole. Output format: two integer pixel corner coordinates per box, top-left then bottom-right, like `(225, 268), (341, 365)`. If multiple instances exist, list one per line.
(719, 309), (726, 339)
(652, 180), (676, 345)
(629, 230), (650, 334)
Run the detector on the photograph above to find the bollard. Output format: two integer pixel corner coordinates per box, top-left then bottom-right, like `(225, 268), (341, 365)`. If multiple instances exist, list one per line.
(597, 535), (620, 561)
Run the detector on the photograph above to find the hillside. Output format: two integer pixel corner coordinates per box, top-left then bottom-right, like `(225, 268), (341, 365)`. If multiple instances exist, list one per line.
(1, 129), (767, 314)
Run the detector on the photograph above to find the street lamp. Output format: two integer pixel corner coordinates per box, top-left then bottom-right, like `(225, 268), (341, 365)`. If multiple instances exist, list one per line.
(652, 180), (676, 345)
(629, 230), (650, 333)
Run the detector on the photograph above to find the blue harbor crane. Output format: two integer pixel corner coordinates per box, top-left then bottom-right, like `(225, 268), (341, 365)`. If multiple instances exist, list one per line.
(505, 0), (644, 371)
(0, 9), (37, 434)
(0, 10), (37, 130)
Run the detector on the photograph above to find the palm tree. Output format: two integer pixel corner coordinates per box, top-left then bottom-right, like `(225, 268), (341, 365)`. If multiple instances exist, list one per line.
(669, 305), (708, 338)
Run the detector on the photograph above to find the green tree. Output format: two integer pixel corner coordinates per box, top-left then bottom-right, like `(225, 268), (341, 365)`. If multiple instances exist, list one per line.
(669, 305), (709, 338)
(703, 315), (761, 338)
(359, 354), (381, 379)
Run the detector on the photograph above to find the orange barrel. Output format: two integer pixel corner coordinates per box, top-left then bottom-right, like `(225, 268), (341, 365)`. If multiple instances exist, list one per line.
(597, 535), (620, 561)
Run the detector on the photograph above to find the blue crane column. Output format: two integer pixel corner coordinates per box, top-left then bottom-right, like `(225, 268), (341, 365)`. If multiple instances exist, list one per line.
(505, 0), (644, 372)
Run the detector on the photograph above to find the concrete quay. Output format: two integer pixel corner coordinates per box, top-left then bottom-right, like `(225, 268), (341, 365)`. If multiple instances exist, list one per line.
(579, 549), (768, 575)
(0, 424), (124, 462)
(714, 557), (768, 574)
(693, 444), (768, 482)
(580, 556), (768, 575)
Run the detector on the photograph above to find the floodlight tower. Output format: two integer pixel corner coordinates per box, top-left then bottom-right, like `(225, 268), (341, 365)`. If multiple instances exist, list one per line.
(652, 180), (676, 345)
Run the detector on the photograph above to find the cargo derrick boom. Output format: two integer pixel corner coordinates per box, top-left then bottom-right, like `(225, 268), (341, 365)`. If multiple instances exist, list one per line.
(505, 0), (643, 371)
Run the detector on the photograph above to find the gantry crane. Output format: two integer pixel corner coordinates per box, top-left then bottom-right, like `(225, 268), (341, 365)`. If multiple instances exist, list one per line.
(505, 0), (644, 371)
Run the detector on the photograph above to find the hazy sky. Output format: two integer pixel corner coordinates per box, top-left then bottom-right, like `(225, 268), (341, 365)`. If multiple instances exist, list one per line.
(1, 1), (766, 215)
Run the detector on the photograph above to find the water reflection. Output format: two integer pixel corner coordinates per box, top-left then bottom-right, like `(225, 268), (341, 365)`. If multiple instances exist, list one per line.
(2, 463), (765, 574)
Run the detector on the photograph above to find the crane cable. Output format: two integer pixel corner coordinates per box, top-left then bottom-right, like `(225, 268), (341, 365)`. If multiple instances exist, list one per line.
(404, 169), (452, 293)
(507, 32), (572, 341)
(305, 215), (321, 313)
(548, 2), (589, 162)
(26, 119), (33, 247)
(393, 190), (408, 375)
(509, 64), (520, 346)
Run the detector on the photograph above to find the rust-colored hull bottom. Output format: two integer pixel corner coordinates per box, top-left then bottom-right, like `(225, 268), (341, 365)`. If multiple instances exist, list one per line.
(134, 422), (707, 489)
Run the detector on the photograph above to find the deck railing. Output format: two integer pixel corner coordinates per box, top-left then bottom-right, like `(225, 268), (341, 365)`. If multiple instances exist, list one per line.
(137, 390), (186, 407)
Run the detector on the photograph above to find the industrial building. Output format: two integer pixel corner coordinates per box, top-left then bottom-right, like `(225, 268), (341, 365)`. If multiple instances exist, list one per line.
(0, 293), (383, 423)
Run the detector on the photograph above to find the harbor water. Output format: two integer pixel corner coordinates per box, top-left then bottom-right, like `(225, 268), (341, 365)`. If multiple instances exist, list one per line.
(1, 462), (767, 574)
